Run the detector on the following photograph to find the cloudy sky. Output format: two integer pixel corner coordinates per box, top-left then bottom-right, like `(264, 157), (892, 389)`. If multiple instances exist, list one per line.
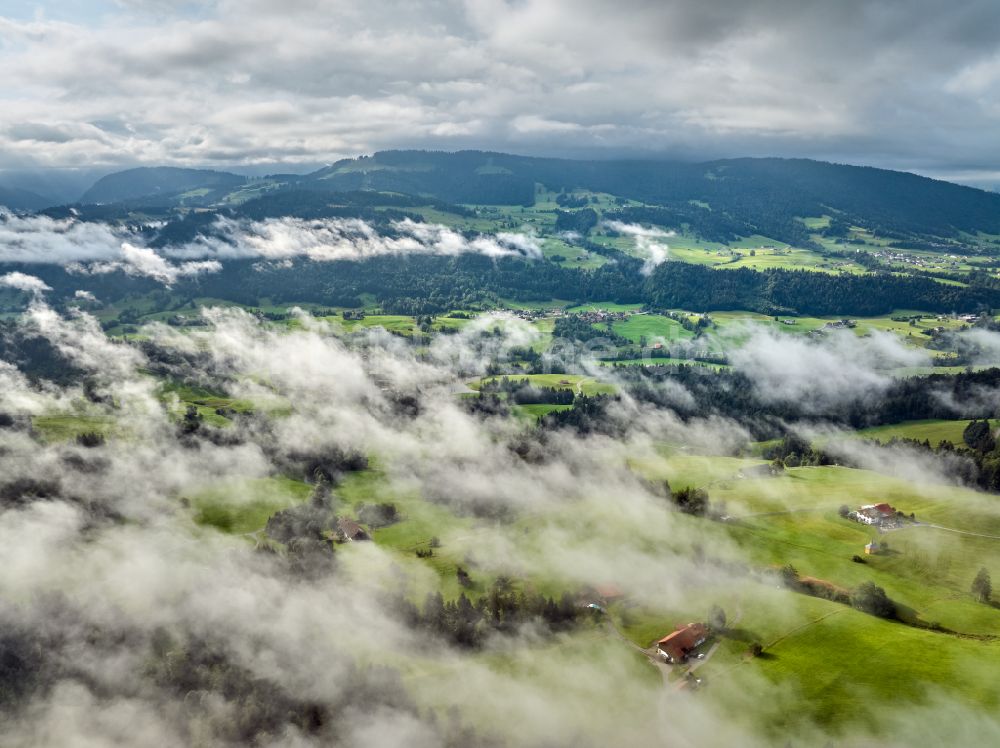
(2, 0), (1000, 182)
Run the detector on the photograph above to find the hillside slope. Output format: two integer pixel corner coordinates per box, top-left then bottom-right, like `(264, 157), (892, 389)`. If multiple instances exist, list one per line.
(81, 166), (246, 205)
(0, 185), (54, 211)
(302, 151), (1000, 244)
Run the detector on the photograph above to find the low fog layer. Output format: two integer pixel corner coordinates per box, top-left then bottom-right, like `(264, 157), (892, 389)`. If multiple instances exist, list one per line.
(0, 293), (998, 746)
(0, 212), (542, 288)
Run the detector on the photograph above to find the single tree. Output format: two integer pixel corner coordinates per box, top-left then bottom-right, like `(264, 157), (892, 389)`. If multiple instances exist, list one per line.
(972, 567), (992, 603)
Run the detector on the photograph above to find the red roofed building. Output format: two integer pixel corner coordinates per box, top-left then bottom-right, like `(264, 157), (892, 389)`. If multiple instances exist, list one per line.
(856, 503), (897, 526)
(656, 622), (708, 663)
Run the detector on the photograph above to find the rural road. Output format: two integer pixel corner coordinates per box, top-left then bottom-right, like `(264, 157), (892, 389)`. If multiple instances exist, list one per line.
(915, 522), (1000, 541)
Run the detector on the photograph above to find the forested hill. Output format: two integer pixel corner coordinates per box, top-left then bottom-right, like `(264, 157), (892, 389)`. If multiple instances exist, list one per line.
(305, 151), (1000, 244)
(0, 185), (53, 211)
(80, 166), (247, 205)
(67, 151), (1000, 246)
(9, 254), (1000, 317)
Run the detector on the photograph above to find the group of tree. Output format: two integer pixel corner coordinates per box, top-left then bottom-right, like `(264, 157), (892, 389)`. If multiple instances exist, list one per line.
(552, 315), (631, 346)
(405, 577), (581, 649)
(479, 377), (575, 406)
(671, 486), (710, 516)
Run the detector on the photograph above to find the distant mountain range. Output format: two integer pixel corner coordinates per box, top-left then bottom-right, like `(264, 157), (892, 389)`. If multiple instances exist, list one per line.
(5, 151), (1000, 245)
(80, 166), (248, 205)
(0, 185), (54, 211)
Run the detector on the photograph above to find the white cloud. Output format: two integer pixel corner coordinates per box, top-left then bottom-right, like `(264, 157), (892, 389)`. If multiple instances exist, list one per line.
(0, 212), (540, 286)
(0, 1), (998, 176)
(172, 215), (542, 262)
(728, 326), (928, 412)
(80, 242), (222, 285)
(0, 271), (51, 294)
(604, 220), (672, 275)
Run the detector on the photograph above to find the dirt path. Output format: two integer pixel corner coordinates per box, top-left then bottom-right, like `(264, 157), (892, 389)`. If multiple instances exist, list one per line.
(765, 608), (845, 649)
(916, 522), (1000, 541)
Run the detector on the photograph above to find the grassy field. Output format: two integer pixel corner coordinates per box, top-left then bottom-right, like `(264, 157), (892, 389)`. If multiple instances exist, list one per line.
(176, 418), (1000, 740)
(610, 313), (693, 343)
(31, 414), (117, 442)
(191, 476), (311, 535)
(709, 590), (1000, 737)
(337, 469), (480, 601)
(565, 301), (644, 314)
(616, 449), (1000, 737)
(159, 381), (257, 427)
(513, 403), (574, 417)
(857, 419), (997, 446)
(470, 373), (616, 396)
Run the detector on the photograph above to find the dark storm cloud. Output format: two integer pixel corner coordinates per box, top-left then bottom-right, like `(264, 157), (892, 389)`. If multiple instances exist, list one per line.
(0, 0), (999, 179)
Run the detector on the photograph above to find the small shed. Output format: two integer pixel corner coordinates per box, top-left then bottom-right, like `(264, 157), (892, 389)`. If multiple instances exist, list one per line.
(865, 540), (880, 555)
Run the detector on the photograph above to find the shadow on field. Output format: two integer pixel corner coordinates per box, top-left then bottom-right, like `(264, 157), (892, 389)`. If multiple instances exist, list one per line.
(893, 602), (921, 625)
(723, 627), (761, 644)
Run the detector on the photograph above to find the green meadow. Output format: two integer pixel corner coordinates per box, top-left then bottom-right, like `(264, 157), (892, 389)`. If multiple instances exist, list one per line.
(32, 414), (118, 442)
(857, 419), (999, 446)
(191, 476), (312, 535)
(609, 313), (693, 343)
(470, 373), (616, 395)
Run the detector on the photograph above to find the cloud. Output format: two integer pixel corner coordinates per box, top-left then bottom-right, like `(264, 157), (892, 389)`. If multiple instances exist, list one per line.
(604, 220), (672, 275)
(0, 212), (540, 285)
(0, 210), (131, 263)
(177, 216), (542, 262)
(1, 1), (1000, 178)
(79, 242), (222, 285)
(0, 271), (51, 294)
(1, 301), (999, 745)
(727, 325), (929, 413)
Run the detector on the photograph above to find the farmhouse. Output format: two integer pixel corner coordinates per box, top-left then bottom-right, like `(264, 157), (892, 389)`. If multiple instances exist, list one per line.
(593, 583), (624, 603)
(337, 517), (369, 542)
(656, 622), (708, 663)
(865, 540), (880, 555)
(854, 503), (897, 526)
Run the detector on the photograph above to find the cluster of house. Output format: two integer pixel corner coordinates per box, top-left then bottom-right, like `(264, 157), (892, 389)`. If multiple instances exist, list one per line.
(656, 622), (709, 664)
(848, 503), (900, 528)
(507, 308), (561, 321)
(872, 249), (964, 269)
(823, 319), (857, 330)
(575, 309), (630, 324)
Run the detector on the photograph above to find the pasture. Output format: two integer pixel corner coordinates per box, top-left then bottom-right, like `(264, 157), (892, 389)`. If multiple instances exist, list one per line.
(469, 373), (616, 395)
